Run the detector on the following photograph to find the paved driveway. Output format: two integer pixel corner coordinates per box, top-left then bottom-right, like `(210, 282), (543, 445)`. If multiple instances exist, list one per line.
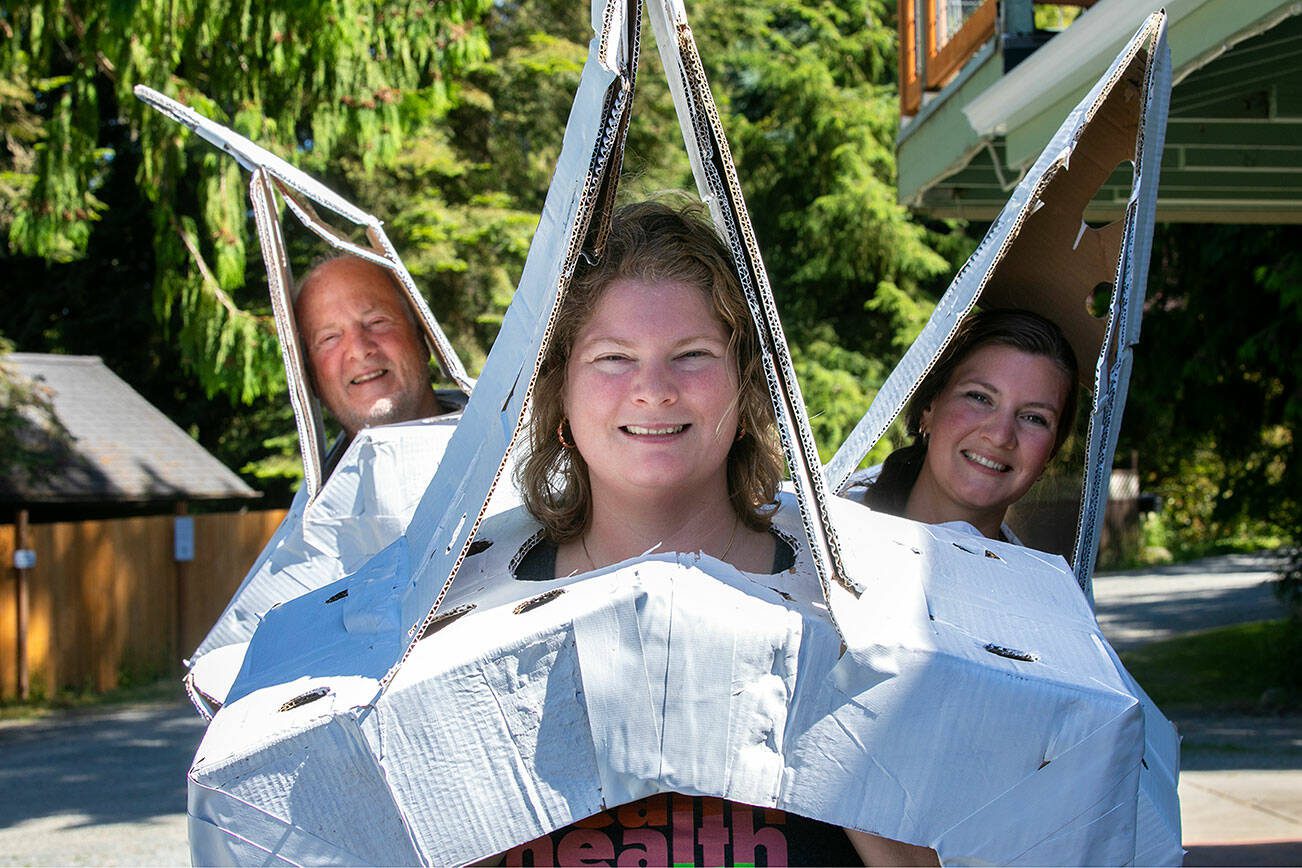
(0, 699), (203, 866)
(1092, 551), (1302, 863)
(1093, 551), (1288, 650)
(0, 551), (1295, 866)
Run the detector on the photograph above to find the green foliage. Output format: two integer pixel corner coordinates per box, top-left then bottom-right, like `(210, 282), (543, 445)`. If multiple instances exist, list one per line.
(0, 670), (184, 719)
(2, 0), (493, 403)
(1124, 224), (1301, 549)
(1033, 6), (1082, 31)
(1118, 619), (1300, 712)
(693, 0), (954, 366)
(790, 325), (889, 464)
(0, 0), (972, 488)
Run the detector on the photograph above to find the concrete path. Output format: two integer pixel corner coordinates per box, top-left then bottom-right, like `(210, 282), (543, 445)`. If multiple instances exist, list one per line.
(1092, 551), (1301, 865)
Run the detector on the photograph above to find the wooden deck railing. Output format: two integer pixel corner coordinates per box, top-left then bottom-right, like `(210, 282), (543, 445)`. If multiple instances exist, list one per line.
(899, 1), (1097, 117)
(900, 0), (997, 116)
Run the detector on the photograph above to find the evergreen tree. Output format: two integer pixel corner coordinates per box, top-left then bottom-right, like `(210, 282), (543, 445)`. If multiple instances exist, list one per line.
(1124, 223), (1302, 543)
(1, 0), (492, 404)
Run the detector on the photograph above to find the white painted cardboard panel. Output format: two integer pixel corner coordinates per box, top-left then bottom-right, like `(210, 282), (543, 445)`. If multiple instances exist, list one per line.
(185, 415), (521, 714)
(191, 496), (1149, 865)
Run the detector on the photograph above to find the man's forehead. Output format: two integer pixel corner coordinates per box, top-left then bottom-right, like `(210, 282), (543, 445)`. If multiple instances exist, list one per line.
(298, 259), (409, 318)
(302, 258), (399, 296)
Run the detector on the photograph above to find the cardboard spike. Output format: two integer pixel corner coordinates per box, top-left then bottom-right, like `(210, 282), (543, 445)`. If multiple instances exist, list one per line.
(135, 84), (476, 499)
(825, 16), (1170, 606)
(136, 86), (482, 711)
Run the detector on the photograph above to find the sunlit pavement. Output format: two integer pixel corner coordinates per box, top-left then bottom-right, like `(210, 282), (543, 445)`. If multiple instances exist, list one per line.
(0, 699), (202, 866)
(1093, 553), (1302, 866)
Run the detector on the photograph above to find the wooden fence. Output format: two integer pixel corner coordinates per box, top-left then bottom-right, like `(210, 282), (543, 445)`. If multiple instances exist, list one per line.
(1, 509), (286, 701)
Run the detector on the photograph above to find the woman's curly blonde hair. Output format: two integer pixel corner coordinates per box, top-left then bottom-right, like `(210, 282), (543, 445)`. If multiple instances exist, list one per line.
(517, 200), (784, 543)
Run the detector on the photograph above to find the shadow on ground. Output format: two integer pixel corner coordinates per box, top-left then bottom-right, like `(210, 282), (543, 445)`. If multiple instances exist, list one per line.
(0, 699), (205, 830)
(1098, 582), (1285, 648)
(1175, 713), (1302, 773)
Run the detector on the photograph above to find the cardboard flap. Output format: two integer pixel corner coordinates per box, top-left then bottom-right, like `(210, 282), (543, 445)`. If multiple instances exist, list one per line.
(824, 13), (1171, 599)
(649, 0), (857, 608)
(982, 50), (1149, 381)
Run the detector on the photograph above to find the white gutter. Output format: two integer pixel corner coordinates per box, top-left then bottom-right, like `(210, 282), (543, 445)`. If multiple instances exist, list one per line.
(962, 0), (1301, 138)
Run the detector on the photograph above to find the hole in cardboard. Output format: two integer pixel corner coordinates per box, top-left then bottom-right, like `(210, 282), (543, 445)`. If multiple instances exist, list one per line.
(279, 687), (330, 712)
(467, 539), (493, 557)
(983, 549), (1002, 561)
(1088, 282), (1113, 319)
(325, 588), (349, 604)
(515, 589), (565, 614)
(984, 643), (1039, 663)
(419, 603), (477, 640)
(952, 541), (981, 556)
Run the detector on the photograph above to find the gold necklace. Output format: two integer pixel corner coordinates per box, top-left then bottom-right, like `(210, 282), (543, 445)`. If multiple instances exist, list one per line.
(581, 514), (741, 571)
(719, 514), (740, 561)
(580, 534), (599, 572)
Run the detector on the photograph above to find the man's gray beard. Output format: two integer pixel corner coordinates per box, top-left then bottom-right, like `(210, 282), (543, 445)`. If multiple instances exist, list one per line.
(342, 392), (428, 435)
(363, 397), (400, 426)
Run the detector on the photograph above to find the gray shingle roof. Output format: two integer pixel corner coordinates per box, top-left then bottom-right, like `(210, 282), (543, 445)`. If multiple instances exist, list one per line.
(1, 354), (258, 503)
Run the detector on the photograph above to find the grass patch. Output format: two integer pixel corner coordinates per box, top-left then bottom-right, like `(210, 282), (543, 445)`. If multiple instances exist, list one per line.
(0, 676), (186, 723)
(1118, 619), (1301, 713)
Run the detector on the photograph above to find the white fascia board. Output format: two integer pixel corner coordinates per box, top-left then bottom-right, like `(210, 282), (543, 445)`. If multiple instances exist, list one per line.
(965, 0), (1300, 168)
(896, 48), (1005, 208)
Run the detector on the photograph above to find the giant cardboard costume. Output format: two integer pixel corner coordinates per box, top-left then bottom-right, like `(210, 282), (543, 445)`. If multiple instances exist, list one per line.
(142, 2), (1180, 864)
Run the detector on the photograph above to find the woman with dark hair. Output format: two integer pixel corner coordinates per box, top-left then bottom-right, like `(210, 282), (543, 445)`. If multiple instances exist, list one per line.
(859, 309), (1080, 541)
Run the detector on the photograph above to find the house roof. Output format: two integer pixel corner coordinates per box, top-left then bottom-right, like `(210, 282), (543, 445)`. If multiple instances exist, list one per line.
(1, 354), (259, 504)
(898, 0), (1302, 222)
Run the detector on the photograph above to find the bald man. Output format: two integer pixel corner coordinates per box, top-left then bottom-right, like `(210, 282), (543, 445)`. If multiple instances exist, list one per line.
(295, 256), (447, 443)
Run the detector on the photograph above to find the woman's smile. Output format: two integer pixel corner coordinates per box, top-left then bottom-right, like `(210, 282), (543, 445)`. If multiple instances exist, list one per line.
(961, 449), (1011, 473)
(908, 343), (1070, 537)
(622, 423), (688, 437)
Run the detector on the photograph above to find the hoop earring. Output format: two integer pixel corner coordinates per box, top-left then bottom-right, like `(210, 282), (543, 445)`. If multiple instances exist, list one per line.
(735, 422), (746, 442)
(557, 419), (576, 450)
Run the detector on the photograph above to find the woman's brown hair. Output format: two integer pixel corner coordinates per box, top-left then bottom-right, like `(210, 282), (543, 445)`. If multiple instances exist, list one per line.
(517, 200), (784, 542)
(863, 308), (1081, 516)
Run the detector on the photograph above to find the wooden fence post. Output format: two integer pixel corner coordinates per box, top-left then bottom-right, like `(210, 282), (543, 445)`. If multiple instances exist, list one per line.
(15, 508), (30, 701)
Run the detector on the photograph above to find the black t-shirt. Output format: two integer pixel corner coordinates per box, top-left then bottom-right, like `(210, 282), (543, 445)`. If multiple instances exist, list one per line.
(503, 793), (862, 867)
(515, 535), (797, 582)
